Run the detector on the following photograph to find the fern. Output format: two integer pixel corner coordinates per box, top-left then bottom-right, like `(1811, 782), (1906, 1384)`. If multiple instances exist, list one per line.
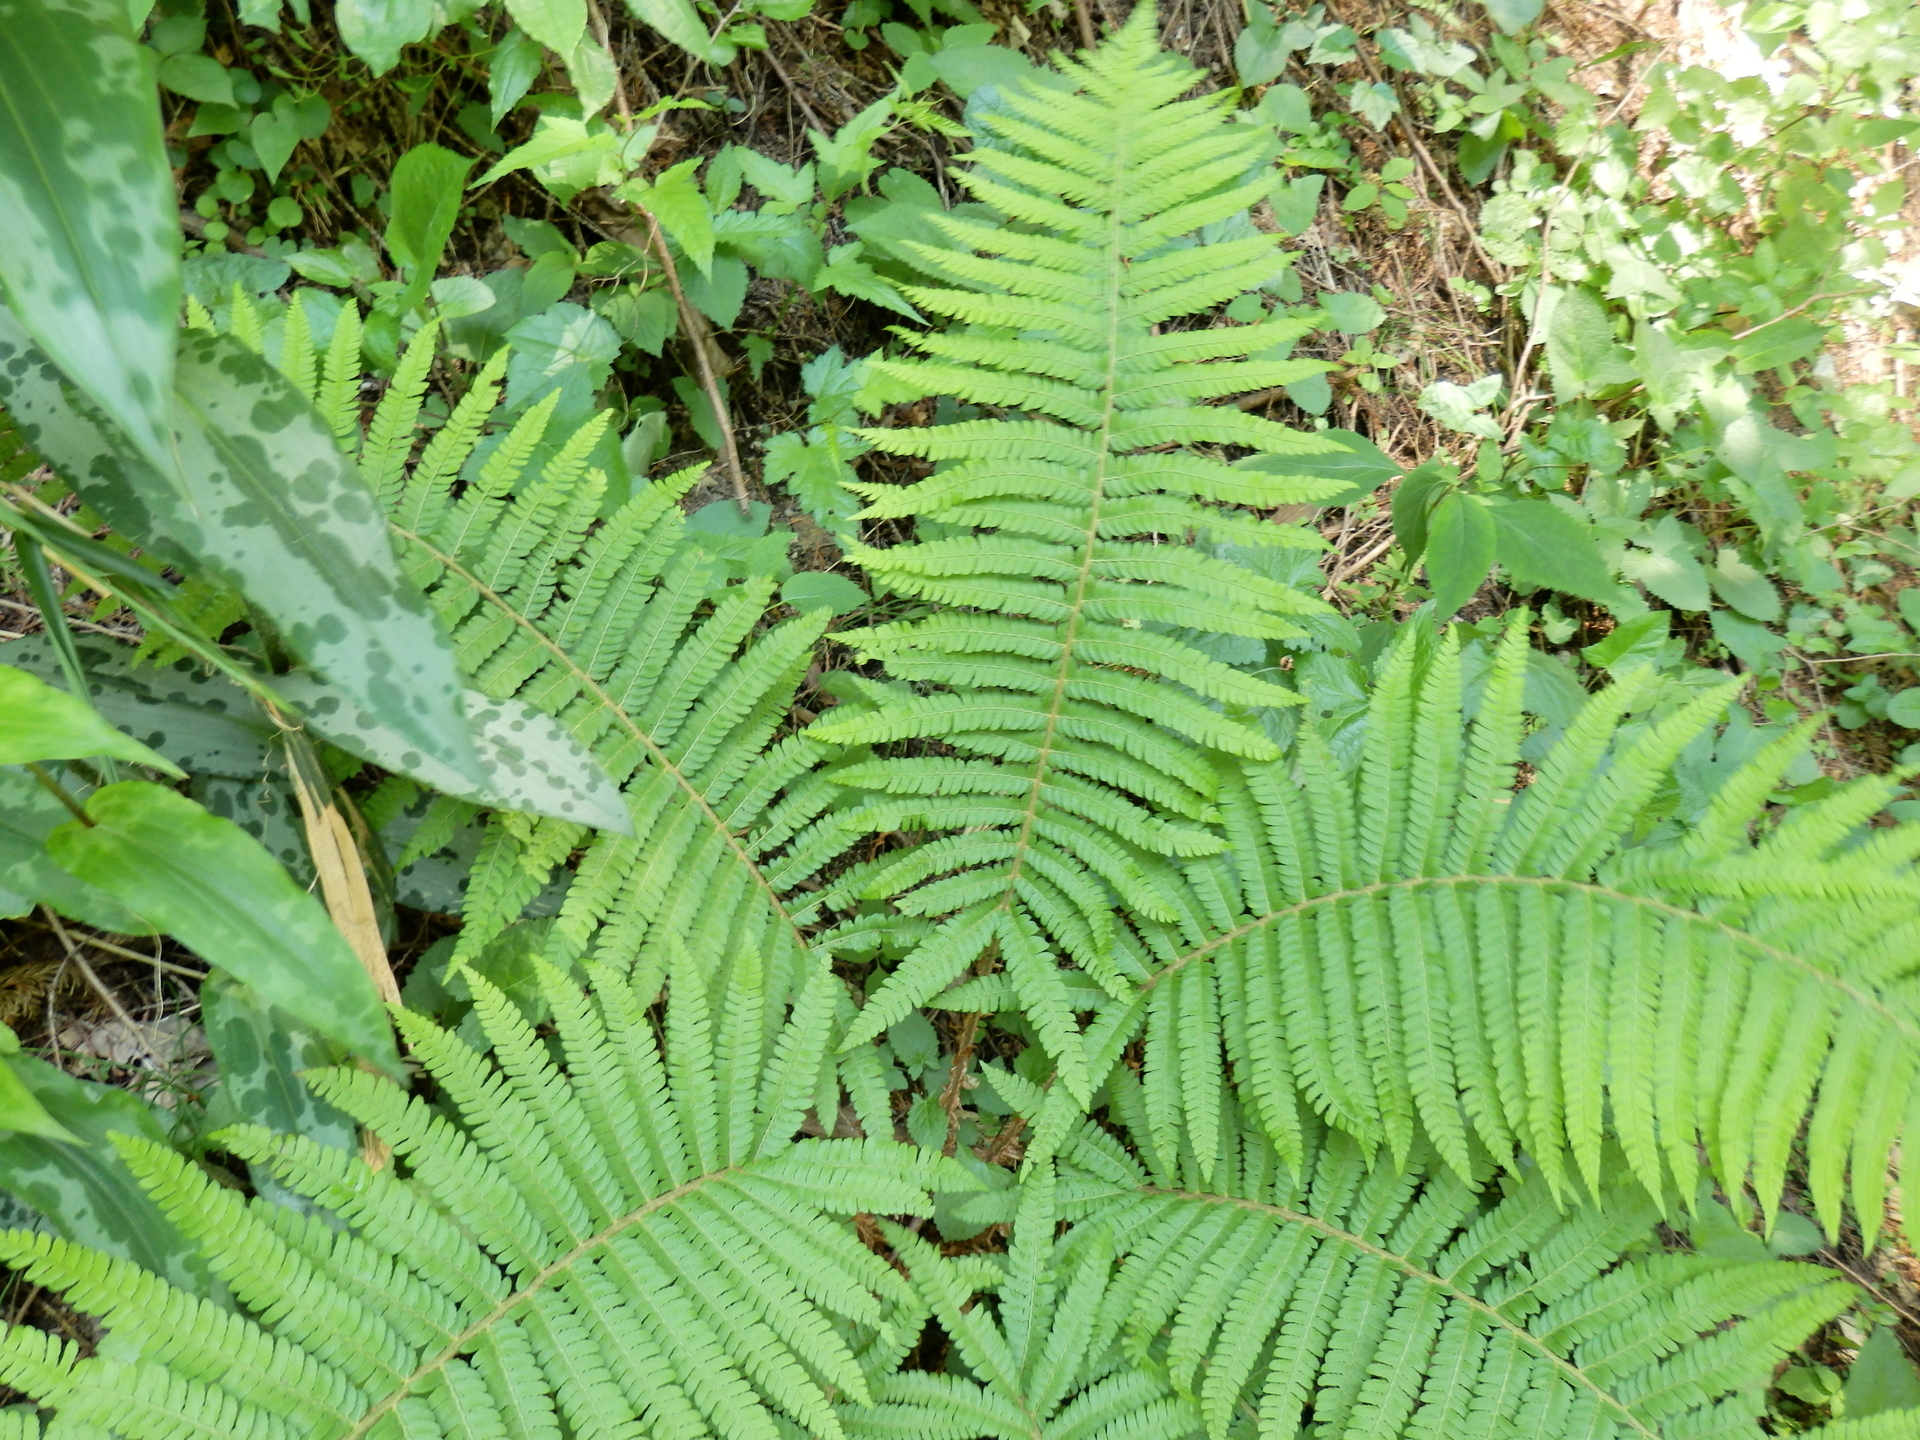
(848, 1167), (1200, 1440)
(1021, 1089), (1859, 1440)
(810, 3), (1346, 1101)
(0, 958), (974, 1440)
(257, 301), (847, 1010)
(1038, 613), (1920, 1239)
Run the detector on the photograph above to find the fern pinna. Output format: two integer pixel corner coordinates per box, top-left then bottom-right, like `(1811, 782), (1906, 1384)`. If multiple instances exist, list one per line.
(812, 2), (1345, 1103)
(1049, 614), (1920, 1241)
(0, 957), (972, 1440)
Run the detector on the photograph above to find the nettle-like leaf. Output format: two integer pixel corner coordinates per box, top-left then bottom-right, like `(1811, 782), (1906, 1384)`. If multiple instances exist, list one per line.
(1022, 1089), (1857, 1440)
(810, 3), (1345, 1102)
(0, 955), (974, 1440)
(1073, 613), (1920, 1239)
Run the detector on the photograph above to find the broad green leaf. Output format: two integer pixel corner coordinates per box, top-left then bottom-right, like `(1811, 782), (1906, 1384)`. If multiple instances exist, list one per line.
(633, 158), (715, 274)
(0, 636), (275, 779)
(1618, 514), (1711, 611)
(782, 571), (868, 615)
(1488, 498), (1616, 604)
(0, 316), (481, 784)
(0, 0), (180, 472)
(1481, 0), (1543, 31)
(489, 28), (543, 127)
(1320, 291), (1385, 333)
(505, 0), (584, 54)
(0, 1028), (77, 1144)
(1709, 547), (1782, 622)
(623, 0), (723, 62)
(271, 673), (636, 834)
(155, 53), (233, 105)
(0, 1054), (213, 1294)
(1416, 374), (1504, 438)
(1886, 689), (1920, 729)
(249, 103), (300, 183)
(0, 1061), (77, 1145)
(566, 35), (618, 116)
(334, 0), (433, 74)
(1844, 1327), (1920, 1418)
(1544, 287), (1635, 399)
(0, 767), (158, 933)
(928, 44), (1043, 99)
(386, 142), (474, 273)
(1733, 316), (1827, 375)
(200, 973), (357, 1213)
(1390, 460), (1450, 561)
(1424, 490), (1494, 618)
(0, 665), (182, 775)
(46, 782), (403, 1078)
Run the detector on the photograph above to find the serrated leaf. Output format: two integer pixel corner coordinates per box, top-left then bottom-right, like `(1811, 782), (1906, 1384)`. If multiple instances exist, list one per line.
(1545, 287), (1636, 399)
(1488, 498), (1616, 603)
(0, 0), (180, 472)
(504, 0), (584, 53)
(1424, 490), (1494, 618)
(47, 782), (403, 1078)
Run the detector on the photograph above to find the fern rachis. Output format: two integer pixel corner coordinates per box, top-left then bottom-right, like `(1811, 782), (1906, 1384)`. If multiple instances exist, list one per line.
(812, 4), (1349, 1100)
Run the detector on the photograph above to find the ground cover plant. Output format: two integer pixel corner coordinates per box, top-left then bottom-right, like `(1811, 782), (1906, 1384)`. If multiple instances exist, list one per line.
(1, 0), (1920, 1435)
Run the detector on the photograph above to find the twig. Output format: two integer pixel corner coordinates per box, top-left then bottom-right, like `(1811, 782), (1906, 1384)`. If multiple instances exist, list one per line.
(40, 907), (165, 1071)
(16, 920), (207, 980)
(938, 1012), (981, 1158)
(1072, 0), (1097, 50)
(761, 36), (830, 135)
(636, 205), (752, 513)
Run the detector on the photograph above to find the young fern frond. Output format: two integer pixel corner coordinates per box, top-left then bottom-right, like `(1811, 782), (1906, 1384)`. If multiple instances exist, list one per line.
(264, 309), (845, 1001)
(845, 1167), (1200, 1440)
(1003, 1078), (1856, 1440)
(1062, 614), (1920, 1237)
(0, 962), (975, 1440)
(812, 3), (1345, 1099)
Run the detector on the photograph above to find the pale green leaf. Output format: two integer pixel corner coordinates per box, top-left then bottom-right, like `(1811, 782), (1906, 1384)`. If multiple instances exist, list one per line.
(46, 782), (403, 1077)
(0, 666), (182, 776)
(0, 0), (180, 471)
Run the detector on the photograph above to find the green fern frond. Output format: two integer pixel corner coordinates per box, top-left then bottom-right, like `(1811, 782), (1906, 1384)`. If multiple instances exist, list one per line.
(841, 1167), (1200, 1440)
(268, 315), (854, 1049)
(1089, 613), (1920, 1236)
(0, 968), (976, 1440)
(1019, 1095), (1854, 1440)
(813, 3), (1344, 1097)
